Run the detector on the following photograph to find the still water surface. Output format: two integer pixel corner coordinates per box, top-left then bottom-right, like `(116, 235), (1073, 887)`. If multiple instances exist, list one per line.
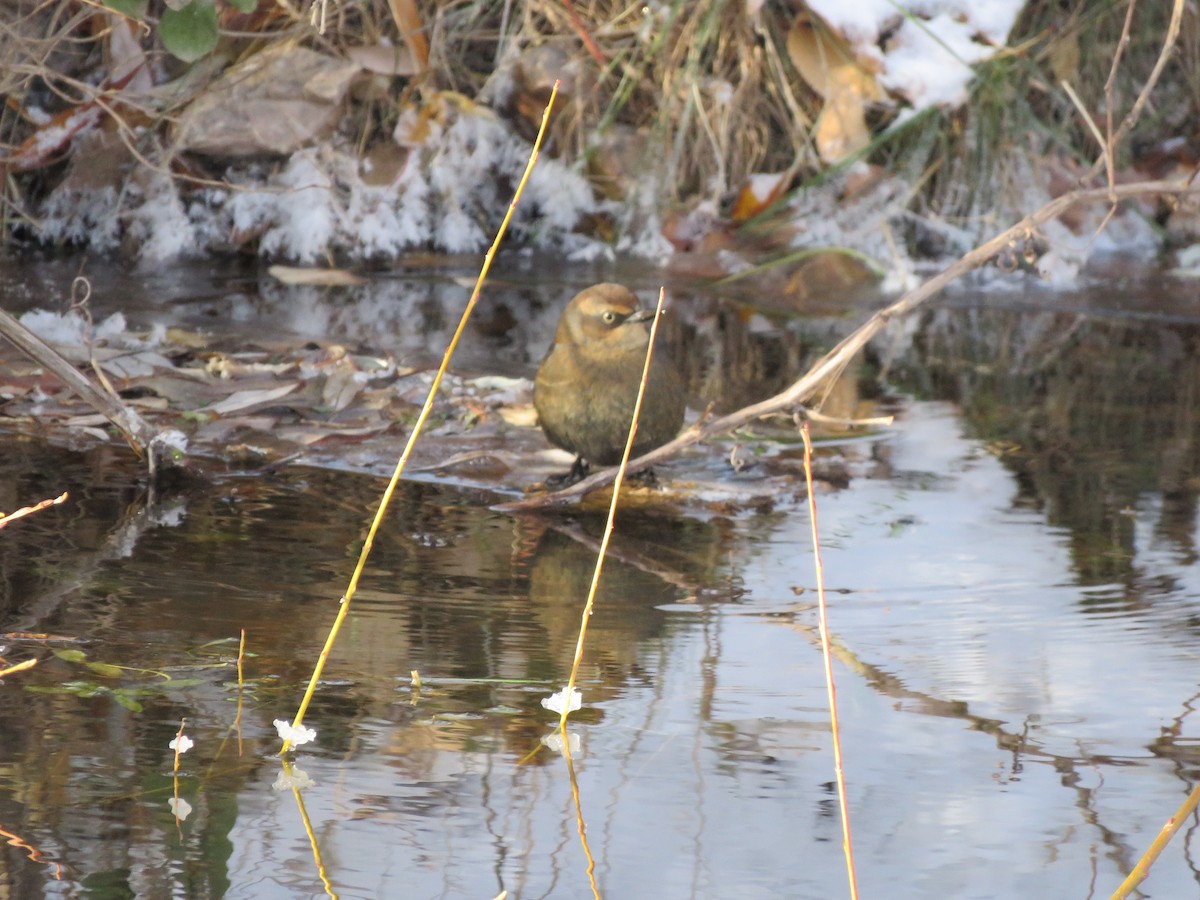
(2, 262), (1200, 898)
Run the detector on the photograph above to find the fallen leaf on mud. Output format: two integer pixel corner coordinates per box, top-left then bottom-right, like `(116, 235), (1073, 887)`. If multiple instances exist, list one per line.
(274, 421), (394, 445)
(268, 265), (368, 286)
(127, 397), (170, 411)
(97, 351), (178, 380)
(192, 416), (279, 443)
(72, 425), (111, 442)
(411, 449), (515, 478)
(164, 328), (211, 350)
(64, 413), (116, 427)
(107, 11), (154, 93)
(205, 355), (296, 379)
(320, 369), (365, 412)
(201, 383), (301, 416)
(133, 374), (225, 409)
(497, 405), (538, 427)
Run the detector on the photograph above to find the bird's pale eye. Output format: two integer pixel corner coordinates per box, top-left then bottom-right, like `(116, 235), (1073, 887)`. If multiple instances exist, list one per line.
(601, 310), (617, 324)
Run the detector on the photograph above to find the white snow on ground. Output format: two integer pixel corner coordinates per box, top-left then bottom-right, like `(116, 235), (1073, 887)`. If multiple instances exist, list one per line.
(806, 0), (1024, 111)
(24, 1), (1159, 287)
(214, 106), (600, 264)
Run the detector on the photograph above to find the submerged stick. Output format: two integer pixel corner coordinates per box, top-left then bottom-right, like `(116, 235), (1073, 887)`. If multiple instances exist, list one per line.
(278, 82), (561, 753)
(499, 176), (1200, 512)
(0, 306), (165, 468)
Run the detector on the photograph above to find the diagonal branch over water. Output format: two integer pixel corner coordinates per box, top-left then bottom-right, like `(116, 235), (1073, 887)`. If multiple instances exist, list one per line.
(498, 177), (1200, 512)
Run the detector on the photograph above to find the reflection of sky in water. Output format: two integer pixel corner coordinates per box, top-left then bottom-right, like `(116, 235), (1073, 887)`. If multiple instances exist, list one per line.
(206, 401), (1200, 897)
(4, 257), (1200, 896)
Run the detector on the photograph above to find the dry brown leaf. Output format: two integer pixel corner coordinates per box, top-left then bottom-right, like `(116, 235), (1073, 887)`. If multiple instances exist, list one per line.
(1047, 31), (1081, 84)
(164, 327), (211, 350)
(137, 374), (224, 407)
(107, 13), (154, 93)
(386, 0), (429, 71)
(192, 416), (278, 443)
(816, 90), (872, 163)
(3, 105), (103, 172)
(64, 413), (115, 427)
(729, 172), (791, 222)
(497, 404), (538, 428)
(127, 396), (171, 411)
(97, 350), (177, 380)
(320, 369), (364, 412)
(205, 355), (296, 379)
(787, 14), (883, 164)
(275, 420), (394, 445)
(173, 45), (359, 157)
(346, 43), (419, 77)
(267, 265), (368, 286)
(202, 383), (301, 416)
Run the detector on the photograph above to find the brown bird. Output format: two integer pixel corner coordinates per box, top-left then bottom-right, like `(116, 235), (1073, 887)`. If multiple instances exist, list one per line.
(534, 283), (686, 483)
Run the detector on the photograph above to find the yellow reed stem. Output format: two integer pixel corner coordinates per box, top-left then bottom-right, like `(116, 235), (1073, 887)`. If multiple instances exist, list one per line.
(235, 628), (246, 756)
(561, 723), (601, 899)
(801, 422), (858, 900)
(280, 82), (561, 752)
(286, 758), (336, 895)
(558, 287), (667, 729)
(1111, 782), (1200, 899)
(171, 717), (187, 774)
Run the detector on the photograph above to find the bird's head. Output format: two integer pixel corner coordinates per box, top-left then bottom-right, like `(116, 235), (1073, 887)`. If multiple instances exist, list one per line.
(556, 283), (655, 355)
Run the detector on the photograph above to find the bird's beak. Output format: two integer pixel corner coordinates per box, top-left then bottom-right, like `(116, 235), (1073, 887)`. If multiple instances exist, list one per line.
(625, 308), (657, 324)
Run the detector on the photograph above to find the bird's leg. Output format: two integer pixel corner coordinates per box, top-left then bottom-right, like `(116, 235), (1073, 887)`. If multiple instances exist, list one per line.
(545, 456), (590, 488)
(628, 467), (658, 486)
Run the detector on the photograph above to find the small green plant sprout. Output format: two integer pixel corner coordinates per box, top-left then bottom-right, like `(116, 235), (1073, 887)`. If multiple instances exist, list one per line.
(273, 718), (316, 746)
(541, 686), (582, 716)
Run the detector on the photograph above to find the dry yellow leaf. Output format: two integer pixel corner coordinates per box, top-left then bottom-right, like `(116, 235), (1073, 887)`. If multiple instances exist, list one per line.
(1047, 30), (1080, 84)
(787, 13), (882, 163)
(729, 171), (791, 222)
(387, 0), (429, 71)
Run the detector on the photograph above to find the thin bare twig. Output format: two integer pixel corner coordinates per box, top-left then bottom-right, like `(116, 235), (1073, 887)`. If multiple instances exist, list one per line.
(1100, 0), (1138, 196)
(0, 492), (68, 529)
(0, 306), (160, 461)
(1108, 0), (1181, 157)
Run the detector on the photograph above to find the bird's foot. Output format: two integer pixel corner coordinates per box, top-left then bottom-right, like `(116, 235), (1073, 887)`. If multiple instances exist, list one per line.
(545, 457), (590, 488)
(627, 467), (659, 487)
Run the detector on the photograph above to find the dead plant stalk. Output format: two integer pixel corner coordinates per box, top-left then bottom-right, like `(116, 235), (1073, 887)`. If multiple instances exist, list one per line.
(278, 82), (561, 753)
(802, 422), (857, 899)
